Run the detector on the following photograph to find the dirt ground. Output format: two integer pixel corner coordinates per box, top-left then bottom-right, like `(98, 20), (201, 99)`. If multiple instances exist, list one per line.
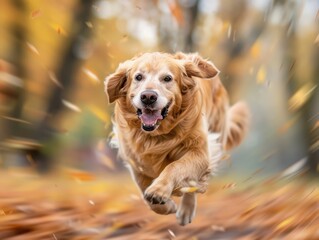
(0, 169), (318, 240)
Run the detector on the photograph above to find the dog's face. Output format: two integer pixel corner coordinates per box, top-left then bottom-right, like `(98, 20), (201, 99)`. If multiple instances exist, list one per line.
(105, 52), (219, 132)
(129, 53), (184, 132)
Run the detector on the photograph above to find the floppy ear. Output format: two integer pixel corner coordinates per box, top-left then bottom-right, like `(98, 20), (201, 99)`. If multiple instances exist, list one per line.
(179, 61), (200, 94)
(175, 52), (220, 79)
(104, 61), (131, 103)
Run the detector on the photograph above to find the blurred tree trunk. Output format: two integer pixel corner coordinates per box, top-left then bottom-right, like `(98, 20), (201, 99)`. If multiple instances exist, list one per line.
(305, 41), (319, 174)
(279, 0), (319, 175)
(44, 0), (94, 119)
(183, 0), (199, 52)
(303, 2), (319, 173)
(217, 0), (266, 96)
(159, 0), (199, 53)
(30, 0), (96, 172)
(9, 0), (26, 119)
(0, 0), (27, 142)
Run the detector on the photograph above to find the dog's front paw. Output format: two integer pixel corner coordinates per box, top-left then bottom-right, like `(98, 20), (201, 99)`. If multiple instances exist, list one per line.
(176, 205), (196, 226)
(144, 181), (173, 205)
(176, 193), (196, 226)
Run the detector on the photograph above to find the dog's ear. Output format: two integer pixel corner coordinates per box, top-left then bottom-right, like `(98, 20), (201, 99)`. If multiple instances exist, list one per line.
(179, 62), (199, 94)
(104, 60), (132, 103)
(175, 52), (220, 79)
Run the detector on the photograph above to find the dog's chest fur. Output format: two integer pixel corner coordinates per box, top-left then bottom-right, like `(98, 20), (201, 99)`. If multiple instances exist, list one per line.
(112, 119), (223, 179)
(116, 128), (186, 178)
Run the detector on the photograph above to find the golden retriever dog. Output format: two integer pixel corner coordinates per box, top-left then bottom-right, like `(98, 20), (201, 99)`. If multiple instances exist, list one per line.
(104, 52), (249, 225)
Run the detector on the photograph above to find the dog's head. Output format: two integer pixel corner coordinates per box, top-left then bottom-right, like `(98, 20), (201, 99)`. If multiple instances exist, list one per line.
(105, 52), (219, 133)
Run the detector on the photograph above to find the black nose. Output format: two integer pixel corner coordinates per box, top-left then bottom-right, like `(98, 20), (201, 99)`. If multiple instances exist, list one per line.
(140, 90), (158, 105)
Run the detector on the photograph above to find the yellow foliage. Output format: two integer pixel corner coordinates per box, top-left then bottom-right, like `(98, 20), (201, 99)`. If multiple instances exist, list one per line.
(288, 84), (317, 111)
(276, 216), (295, 230)
(256, 65), (266, 84)
(89, 105), (110, 122)
(50, 23), (67, 36)
(180, 186), (198, 193)
(250, 40), (262, 58)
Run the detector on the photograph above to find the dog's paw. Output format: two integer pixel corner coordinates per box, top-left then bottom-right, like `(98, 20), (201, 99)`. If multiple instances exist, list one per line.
(149, 199), (177, 215)
(176, 205), (196, 226)
(144, 181), (173, 205)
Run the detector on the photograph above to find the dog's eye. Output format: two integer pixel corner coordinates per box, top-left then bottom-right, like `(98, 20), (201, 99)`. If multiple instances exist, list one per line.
(163, 75), (172, 82)
(135, 74), (143, 81)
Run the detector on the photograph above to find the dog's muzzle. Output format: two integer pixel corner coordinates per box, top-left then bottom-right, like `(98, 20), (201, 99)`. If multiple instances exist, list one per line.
(136, 102), (171, 132)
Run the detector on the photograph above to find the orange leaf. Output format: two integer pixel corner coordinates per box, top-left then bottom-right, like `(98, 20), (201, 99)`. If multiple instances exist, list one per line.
(167, 0), (184, 26)
(64, 168), (95, 181)
(31, 9), (41, 19)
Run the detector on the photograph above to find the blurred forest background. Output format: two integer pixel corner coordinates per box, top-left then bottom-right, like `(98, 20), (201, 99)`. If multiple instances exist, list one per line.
(0, 0), (318, 176)
(0, 0), (319, 239)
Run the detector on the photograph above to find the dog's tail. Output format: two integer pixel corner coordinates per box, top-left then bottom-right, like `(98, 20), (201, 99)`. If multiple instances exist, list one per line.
(224, 101), (250, 150)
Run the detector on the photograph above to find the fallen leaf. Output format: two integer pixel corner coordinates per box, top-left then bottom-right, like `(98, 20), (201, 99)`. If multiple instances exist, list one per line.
(180, 187), (198, 193)
(311, 140), (319, 153)
(276, 216), (294, 230)
(288, 84), (317, 111)
(1, 116), (31, 125)
(250, 40), (261, 58)
(278, 116), (298, 134)
(211, 225), (225, 232)
(62, 99), (81, 112)
(31, 9), (41, 19)
(83, 68), (99, 83)
(222, 183), (236, 189)
(168, 229), (176, 238)
(26, 42), (39, 55)
(48, 71), (63, 88)
(256, 66), (266, 84)
(227, 25), (232, 39)
(63, 168), (95, 181)
(167, 0), (184, 26)
(311, 120), (319, 131)
(85, 21), (93, 28)
(50, 23), (67, 36)
(97, 153), (116, 170)
(279, 158), (307, 178)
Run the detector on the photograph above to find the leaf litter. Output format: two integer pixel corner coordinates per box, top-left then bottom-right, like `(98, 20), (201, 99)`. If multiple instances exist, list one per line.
(0, 170), (319, 239)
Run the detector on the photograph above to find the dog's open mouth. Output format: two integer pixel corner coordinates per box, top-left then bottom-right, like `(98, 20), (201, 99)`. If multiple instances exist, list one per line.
(137, 103), (170, 132)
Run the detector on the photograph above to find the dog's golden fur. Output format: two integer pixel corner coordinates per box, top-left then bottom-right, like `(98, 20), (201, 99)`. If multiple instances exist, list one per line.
(105, 52), (249, 225)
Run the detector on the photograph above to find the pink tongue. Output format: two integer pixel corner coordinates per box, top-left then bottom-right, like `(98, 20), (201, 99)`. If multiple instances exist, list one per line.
(140, 110), (163, 126)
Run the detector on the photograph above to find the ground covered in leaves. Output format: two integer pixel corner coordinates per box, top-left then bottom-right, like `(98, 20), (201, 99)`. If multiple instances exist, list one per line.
(0, 169), (318, 240)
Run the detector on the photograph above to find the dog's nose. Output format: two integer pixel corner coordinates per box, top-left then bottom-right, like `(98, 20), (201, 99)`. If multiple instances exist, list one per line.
(140, 90), (158, 105)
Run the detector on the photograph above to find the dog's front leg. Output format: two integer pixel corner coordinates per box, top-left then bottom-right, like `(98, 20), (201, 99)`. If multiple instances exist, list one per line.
(144, 150), (209, 224)
(131, 169), (177, 215)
